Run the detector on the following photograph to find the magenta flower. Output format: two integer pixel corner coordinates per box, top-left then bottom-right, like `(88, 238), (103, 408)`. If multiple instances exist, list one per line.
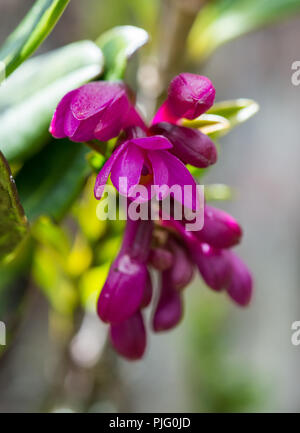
(192, 205), (242, 249)
(226, 252), (253, 306)
(97, 218), (152, 324)
(50, 82), (130, 142)
(150, 122), (217, 168)
(94, 126), (200, 210)
(152, 73), (215, 125)
(152, 270), (183, 332)
(110, 311), (146, 360)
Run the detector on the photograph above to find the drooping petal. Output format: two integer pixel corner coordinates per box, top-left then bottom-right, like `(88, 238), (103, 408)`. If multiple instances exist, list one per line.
(110, 143), (144, 196)
(167, 238), (194, 290)
(226, 252), (253, 307)
(70, 82), (127, 120)
(97, 253), (147, 324)
(94, 142), (128, 200)
(152, 271), (183, 332)
(148, 150), (200, 211)
(196, 205), (242, 249)
(167, 73), (215, 120)
(150, 122), (217, 168)
(49, 89), (78, 138)
(110, 311), (146, 360)
(190, 242), (231, 291)
(130, 135), (173, 150)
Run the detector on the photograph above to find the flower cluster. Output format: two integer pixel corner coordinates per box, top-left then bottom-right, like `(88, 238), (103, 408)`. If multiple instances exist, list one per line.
(50, 73), (253, 360)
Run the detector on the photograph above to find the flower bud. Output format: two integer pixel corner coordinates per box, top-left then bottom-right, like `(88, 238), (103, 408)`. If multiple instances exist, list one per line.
(141, 270), (153, 308)
(168, 238), (194, 290)
(97, 218), (153, 323)
(152, 271), (183, 332)
(196, 205), (242, 249)
(50, 82), (130, 142)
(226, 252), (253, 306)
(150, 122), (217, 168)
(97, 253), (148, 324)
(110, 311), (146, 360)
(191, 242), (231, 291)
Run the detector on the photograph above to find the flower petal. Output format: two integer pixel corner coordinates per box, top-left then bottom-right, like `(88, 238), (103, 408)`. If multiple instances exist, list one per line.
(150, 122), (217, 168)
(130, 135), (173, 150)
(226, 252), (253, 306)
(97, 253), (147, 323)
(110, 311), (146, 360)
(71, 82), (126, 120)
(152, 270), (183, 332)
(110, 143), (144, 196)
(94, 142), (127, 200)
(151, 101), (179, 125)
(148, 150), (200, 210)
(49, 89), (78, 138)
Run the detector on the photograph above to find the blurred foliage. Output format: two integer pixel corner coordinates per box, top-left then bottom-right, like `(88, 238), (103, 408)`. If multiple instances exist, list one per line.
(182, 98), (259, 139)
(16, 139), (90, 223)
(0, 151), (28, 262)
(0, 41), (103, 163)
(188, 0), (300, 61)
(97, 26), (149, 80)
(0, 0), (70, 81)
(186, 289), (266, 412)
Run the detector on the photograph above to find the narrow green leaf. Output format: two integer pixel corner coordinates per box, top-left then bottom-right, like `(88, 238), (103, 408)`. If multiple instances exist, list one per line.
(96, 25), (149, 80)
(207, 99), (259, 128)
(182, 99), (258, 139)
(188, 0), (300, 61)
(0, 152), (28, 262)
(0, 0), (70, 81)
(0, 41), (103, 163)
(16, 139), (91, 222)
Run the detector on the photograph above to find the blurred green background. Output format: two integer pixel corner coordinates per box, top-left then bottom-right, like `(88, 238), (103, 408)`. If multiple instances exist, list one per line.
(0, 0), (300, 413)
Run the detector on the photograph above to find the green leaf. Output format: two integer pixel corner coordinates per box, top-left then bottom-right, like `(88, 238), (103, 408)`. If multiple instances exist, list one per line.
(96, 25), (149, 80)
(0, 152), (28, 262)
(207, 99), (259, 128)
(182, 99), (258, 138)
(188, 0), (300, 61)
(16, 139), (91, 222)
(0, 41), (103, 163)
(0, 0), (70, 82)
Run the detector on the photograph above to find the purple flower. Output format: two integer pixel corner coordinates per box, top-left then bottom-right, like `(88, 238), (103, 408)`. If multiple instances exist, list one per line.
(167, 238), (194, 291)
(150, 122), (217, 168)
(97, 218), (152, 324)
(152, 73), (215, 125)
(50, 82), (130, 142)
(152, 270), (183, 332)
(94, 127), (200, 210)
(190, 242), (232, 292)
(110, 311), (146, 360)
(226, 252), (253, 307)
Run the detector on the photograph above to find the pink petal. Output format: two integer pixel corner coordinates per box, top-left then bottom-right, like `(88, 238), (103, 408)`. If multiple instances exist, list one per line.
(151, 101), (179, 125)
(148, 150), (200, 210)
(70, 82), (126, 120)
(110, 143), (145, 196)
(94, 142), (127, 200)
(49, 89), (78, 138)
(130, 135), (173, 150)
(123, 106), (148, 131)
(226, 252), (253, 307)
(152, 271), (183, 332)
(110, 311), (146, 360)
